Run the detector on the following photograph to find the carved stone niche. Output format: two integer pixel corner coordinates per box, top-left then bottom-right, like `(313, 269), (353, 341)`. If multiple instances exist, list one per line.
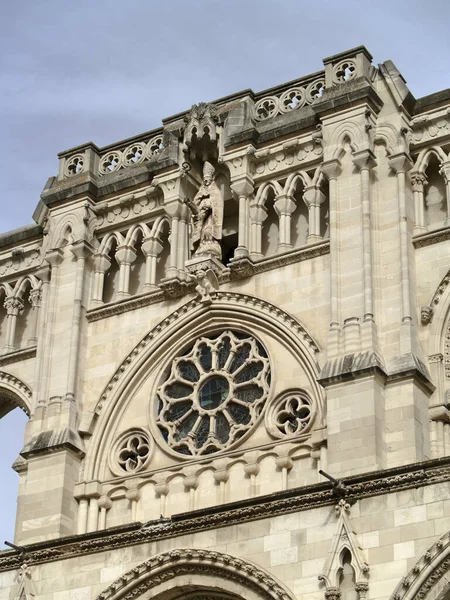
(183, 102), (221, 162)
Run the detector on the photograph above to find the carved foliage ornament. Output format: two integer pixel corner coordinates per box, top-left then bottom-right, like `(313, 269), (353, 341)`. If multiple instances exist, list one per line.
(156, 331), (271, 457)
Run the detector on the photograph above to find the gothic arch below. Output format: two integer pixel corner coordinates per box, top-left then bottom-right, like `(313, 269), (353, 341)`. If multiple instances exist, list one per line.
(95, 548), (296, 600)
(0, 371), (32, 418)
(389, 530), (450, 600)
(85, 292), (323, 481)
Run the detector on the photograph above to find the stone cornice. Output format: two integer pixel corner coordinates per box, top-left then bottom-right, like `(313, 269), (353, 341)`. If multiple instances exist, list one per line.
(0, 347), (36, 367)
(86, 290), (165, 322)
(413, 226), (450, 248)
(1, 457), (450, 572)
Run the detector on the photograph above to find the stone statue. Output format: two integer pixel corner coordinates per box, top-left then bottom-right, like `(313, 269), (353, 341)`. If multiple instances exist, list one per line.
(185, 161), (224, 259)
(421, 305), (433, 325)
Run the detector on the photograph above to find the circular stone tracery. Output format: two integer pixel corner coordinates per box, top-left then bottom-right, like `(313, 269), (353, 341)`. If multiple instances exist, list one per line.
(156, 331), (271, 456)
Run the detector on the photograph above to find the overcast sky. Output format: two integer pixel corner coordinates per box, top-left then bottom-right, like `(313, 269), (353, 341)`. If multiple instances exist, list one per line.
(0, 0), (449, 546)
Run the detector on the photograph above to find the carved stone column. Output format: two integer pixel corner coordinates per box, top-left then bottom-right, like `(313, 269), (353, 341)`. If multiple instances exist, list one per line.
(440, 161), (450, 226)
(141, 237), (164, 292)
(274, 194), (296, 252)
(388, 153), (414, 349)
(28, 286), (42, 346)
(303, 185), (326, 243)
(353, 150), (378, 351)
(249, 202), (268, 259)
(410, 172), (428, 234)
(115, 245), (137, 299)
(66, 240), (94, 403)
(97, 495), (112, 530)
(91, 253), (111, 306)
(231, 177), (254, 259)
(321, 159), (342, 358)
(2, 297), (24, 353)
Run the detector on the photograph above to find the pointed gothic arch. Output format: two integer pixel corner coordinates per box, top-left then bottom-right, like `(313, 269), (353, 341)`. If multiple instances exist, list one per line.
(0, 371), (32, 418)
(95, 549), (296, 600)
(84, 292), (323, 481)
(389, 530), (450, 600)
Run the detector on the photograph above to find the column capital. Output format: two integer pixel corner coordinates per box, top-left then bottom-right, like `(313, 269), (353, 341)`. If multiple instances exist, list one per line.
(70, 239), (96, 260)
(410, 171), (428, 191)
(303, 186), (326, 207)
(274, 195), (296, 216)
(249, 202), (268, 222)
(142, 237), (163, 258)
(29, 288), (42, 309)
(352, 149), (377, 171)
(4, 296), (24, 316)
(388, 152), (413, 174)
(115, 245), (137, 266)
(45, 248), (64, 267)
(230, 175), (254, 198)
(439, 160), (450, 183)
(94, 253), (111, 273)
(321, 159), (342, 180)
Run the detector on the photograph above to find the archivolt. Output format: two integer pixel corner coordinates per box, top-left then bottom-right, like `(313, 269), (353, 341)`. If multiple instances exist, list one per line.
(95, 548), (296, 600)
(0, 371), (32, 417)
(85, 292), (322, 480)
(389, 530), (450, 600)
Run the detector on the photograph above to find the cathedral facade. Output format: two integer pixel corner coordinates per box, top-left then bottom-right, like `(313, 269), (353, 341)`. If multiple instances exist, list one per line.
(1, 45), (450, 600)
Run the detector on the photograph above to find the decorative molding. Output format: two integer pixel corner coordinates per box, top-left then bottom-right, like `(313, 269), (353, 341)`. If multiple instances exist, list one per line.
(0, 371), (32, 416)
(0, 249), (42, 278)
(413, 226), (450, 249)
(428, 268), (450, 314)
(410, 109), (450, 147)
(249, 139), (323, 179)
(252, 240), (329, 274)
(0, 457), (447, 572)
(86, 290), (165, 322)
(94, 194), (163, 231)
(96, 549), (295, 600)
(0, 347), (36, 368)
(389, 530), (450, 600)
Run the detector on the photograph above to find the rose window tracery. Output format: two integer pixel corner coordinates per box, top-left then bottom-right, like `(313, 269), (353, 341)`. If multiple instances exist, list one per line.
(156, 331), (271, 456)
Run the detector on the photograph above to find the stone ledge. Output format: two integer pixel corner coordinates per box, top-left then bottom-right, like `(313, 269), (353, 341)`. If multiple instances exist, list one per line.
(86, 290), (165, 322)
(413, 225), (450, 248)
(0, 225), (43, 249)
(2, 456), (450, 571)
(0, 346), (36, 367)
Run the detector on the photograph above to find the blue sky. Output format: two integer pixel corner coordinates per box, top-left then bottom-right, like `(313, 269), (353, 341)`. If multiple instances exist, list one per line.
(1, 0), (449, 545)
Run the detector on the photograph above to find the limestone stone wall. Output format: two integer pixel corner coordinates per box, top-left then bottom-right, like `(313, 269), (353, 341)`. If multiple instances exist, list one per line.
(1, 44), (450, 600)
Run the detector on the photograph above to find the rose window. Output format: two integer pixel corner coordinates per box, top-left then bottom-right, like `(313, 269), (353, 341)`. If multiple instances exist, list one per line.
(156, 331), (271, 456)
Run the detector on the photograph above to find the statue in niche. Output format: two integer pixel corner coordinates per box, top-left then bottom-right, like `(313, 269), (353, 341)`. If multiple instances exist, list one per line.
(185, 161), (224, 260)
